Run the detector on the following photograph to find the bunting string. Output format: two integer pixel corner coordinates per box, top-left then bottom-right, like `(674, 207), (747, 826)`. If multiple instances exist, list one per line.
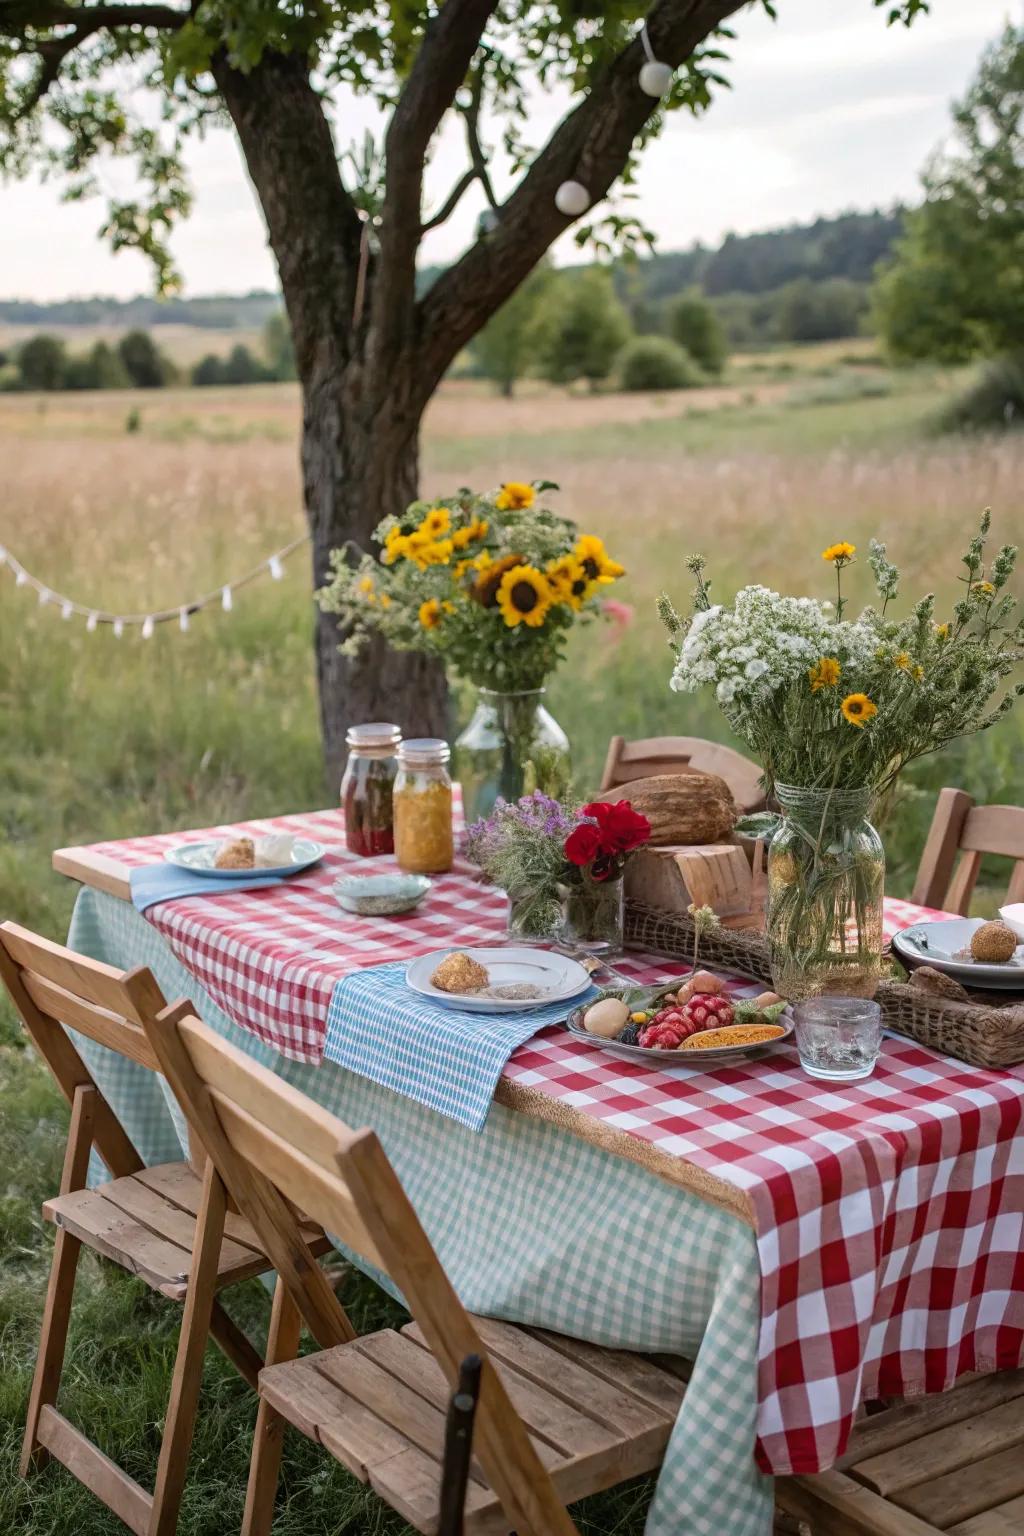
(0, 533), (310, 635)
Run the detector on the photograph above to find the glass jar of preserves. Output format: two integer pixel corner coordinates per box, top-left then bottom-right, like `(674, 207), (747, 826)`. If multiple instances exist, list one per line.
(394, 739), (454, 874)
(341, 723), (401, 857)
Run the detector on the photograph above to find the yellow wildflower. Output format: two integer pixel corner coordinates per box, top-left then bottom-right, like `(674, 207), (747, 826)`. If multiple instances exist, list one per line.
(894, 652), (912, 670)
(382, 529), (408, 565)
(419, 506), (451, 540)
(822, 541), (856, 564)
(971, 580), (995, 597)
(358, 574), (377, 604)
(418, 598), (444, 630)
(841, 693), (878, 728)
(547, 555), (596, 611)
(379, 593), (392, 609)
(808, 656), (841, 692)
(935, 622), (950, 640)
(496, 564), (553, 628)
(912, 664), (924, 681)
(574, 534), (625, 585)
(407, 535), (454, 570)
(452, 517), (489, 550)
(495, 482), (535, 511)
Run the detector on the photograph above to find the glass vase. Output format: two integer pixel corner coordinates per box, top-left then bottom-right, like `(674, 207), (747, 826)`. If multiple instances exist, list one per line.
(506, 888), (563, 944)
(558, 872), (625, 956)
(455, 687), (571, 825)
(766, 782), (885, 1001)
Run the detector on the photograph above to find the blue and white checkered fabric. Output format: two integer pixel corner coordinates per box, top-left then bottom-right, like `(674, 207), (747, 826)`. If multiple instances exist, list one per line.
(129, 863), (286, 912)
(324, 961), (597, 1130)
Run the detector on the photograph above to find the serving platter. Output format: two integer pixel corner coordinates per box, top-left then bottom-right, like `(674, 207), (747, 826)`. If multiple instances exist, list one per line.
(406, 946), (592, 1014)
(163, 838), (325, 879)
(892, 918), (1024, 991)
(566, 1001), (796, 1064)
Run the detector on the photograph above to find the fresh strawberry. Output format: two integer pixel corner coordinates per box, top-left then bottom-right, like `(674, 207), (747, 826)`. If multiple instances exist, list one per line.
(677, 993), (735, 1033)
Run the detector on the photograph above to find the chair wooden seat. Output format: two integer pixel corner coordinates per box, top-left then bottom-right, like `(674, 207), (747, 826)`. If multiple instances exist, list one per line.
(258, 1318), (687, 1535)
(43, 1162), (330, 1301)
(779, 1368), (1024, 1535)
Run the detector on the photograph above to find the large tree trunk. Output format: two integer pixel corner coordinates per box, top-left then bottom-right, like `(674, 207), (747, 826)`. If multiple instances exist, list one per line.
(305, 371), (450, 788)
(214, 49), (449, 790)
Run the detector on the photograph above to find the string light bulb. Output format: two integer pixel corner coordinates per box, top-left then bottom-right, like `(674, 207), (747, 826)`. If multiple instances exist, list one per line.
(141, 615), (154, 639)
(112, 619), (124, 639)
(555, 180), (590, 217)
(15, 568), (27, 586)
(61, 601), (73, 620)
(38, 587), (50, 605)
(221, 585), (233, 612)
(638, 23), (673, 98)
(179, 607), (190, 633)
(87, 613), (98, 632)
(268, 554), (283, 580)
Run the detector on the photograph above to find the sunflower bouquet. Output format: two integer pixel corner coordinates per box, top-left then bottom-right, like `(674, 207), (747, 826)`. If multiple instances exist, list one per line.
(661, 512), (1024, 998)
(319, 481), (626, 693)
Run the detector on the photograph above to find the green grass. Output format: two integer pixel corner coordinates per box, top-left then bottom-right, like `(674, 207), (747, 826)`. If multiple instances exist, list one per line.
(1, 366), (1022, 1533)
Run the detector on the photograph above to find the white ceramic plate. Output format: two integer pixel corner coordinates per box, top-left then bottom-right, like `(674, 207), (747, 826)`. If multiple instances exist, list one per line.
(406, 946), (592, 1014)
(163, 838), (325, 879)
(566, 1003), (795, 1064)
(892, 918), (1024, 990)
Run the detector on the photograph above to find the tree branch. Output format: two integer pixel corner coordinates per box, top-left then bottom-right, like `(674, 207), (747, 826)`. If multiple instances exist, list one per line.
(421, 166), (477, 233)
(419, 63), (494, 234)
(211, 49), (364, 382)
(2, 2), (188, 30)
(368, 0), (499, 376)
(417, 0), (749, 393)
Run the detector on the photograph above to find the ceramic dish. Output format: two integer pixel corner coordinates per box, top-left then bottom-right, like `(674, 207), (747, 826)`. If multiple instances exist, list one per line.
(566, 1003), (796, 1064)
(999, 904), (1024, 943)
(334, 873), (430, 916)
(892, 917), (1024, 990)
(406, 946), (592, 1015)
(163, 838), (324, 879)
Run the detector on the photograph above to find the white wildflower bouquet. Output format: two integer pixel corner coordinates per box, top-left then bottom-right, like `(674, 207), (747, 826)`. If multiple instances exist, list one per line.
(660, 513), (1023, 999)
(661, 514), (1024, 800)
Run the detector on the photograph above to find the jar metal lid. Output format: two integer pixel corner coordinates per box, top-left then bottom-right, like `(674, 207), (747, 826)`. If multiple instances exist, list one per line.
(398, 737), (451, 765)
(346, 722), (401, 750)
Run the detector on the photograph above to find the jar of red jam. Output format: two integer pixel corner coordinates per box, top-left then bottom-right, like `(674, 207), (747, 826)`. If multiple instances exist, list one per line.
(341, 723), (401, 856)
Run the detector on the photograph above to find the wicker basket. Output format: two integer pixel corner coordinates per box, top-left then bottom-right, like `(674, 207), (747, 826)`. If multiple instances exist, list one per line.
(626, 902), (1024, 1072)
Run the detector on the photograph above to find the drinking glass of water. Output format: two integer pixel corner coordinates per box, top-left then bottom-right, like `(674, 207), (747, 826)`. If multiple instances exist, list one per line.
(793, 997), (882, 1082)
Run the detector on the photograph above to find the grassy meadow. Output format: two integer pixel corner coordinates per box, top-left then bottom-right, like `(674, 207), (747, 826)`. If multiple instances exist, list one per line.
(2, 346), (1023, 1534)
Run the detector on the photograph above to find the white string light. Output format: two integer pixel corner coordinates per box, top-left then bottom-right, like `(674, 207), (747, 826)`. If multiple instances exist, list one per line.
(638, 22), (673, 98)
(0, 533), (308, 638)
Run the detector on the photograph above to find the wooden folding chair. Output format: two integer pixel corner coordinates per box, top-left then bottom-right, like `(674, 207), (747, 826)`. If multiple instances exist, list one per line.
(911, 787), (1024, 914)
(143, 1006), (689, 1536)
(600, 733), (766, 814)
(0, 920), (332, 1536)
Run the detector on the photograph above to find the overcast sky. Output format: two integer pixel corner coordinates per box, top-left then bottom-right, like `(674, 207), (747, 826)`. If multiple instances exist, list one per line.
(0, 0), (1016, 302)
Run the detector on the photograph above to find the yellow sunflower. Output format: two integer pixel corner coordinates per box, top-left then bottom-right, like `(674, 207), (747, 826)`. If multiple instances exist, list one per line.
(382, 527), (409, 565)
(406, 533), (454, 570)
(547, 555), (596, 611)
(574, 534), (625, 585)
(496, 564), (554, 628)
(452, 517), (489, 550)
(495, 482), (535, 511)
(419, 506), (451, 539)
(808, 656), (841, 692)
(473, 552), (523, 607)
(822, 541), (856, 565)
(418, 598), (444, 630)
(841, 693), (878, 728)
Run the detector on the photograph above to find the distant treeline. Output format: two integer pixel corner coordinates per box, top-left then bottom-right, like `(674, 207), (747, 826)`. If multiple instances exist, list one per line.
(0, 314), (295, 393)
(0, 290), (281, 331)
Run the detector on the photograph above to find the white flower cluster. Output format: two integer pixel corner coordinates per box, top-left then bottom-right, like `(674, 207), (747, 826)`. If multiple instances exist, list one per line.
(670, 585), (878, 709)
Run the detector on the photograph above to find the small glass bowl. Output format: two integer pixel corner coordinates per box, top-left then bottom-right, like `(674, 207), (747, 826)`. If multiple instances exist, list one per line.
(333, 873), (431, 917)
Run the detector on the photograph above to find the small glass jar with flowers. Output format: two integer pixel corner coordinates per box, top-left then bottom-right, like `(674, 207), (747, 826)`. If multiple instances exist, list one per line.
(318, 482), (627, 822)
(465, 792), (651, 953)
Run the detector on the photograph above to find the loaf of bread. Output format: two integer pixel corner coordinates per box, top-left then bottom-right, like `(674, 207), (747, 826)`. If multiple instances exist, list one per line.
(599, 773), (736, 846)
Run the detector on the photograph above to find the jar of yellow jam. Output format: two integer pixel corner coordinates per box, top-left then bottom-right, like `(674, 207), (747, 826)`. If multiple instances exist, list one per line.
(394, 739), (454, 874)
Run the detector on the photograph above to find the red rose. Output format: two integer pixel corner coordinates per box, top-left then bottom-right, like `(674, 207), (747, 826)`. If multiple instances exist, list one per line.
(581, 800), (651, 854)
(564, 822), (603, 866)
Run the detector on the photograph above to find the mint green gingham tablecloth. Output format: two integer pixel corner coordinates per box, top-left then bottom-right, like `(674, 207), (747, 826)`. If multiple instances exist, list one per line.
(66, 886), (773, 1536)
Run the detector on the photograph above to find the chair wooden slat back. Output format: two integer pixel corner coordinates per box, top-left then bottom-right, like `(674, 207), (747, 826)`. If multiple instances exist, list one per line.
(0, 920), (170, 1179)
(600, 734), (766, 814)
(911, 788), (1024, 914)
(146, 1009), (581, 1536)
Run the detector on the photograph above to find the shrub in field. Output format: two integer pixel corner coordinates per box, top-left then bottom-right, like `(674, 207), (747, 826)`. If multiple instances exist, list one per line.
(17, 333), (67, 390)
(619, 336), (701, 392)
(536, 269), (632, 391)
(943, 352), (1024, 433)
(669, 290), (728, 376)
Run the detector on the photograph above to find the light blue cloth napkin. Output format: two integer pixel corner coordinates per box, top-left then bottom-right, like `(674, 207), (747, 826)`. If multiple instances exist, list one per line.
(324, 960), (598, 1131)
(129, 862), (287, 913)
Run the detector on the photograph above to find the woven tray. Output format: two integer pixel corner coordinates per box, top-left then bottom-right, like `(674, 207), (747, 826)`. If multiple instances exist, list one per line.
(626, 902), (1024, 1072)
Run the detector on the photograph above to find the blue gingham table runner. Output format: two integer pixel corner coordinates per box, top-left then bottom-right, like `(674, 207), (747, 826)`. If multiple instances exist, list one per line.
(324, 961), (598, 1130)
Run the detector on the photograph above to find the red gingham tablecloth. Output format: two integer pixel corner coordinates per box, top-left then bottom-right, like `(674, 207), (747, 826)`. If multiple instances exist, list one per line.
(83, 806), (1024, 1477)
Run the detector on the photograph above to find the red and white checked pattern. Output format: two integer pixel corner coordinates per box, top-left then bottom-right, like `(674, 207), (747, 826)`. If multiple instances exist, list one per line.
(85, 808), (1024, 1477)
